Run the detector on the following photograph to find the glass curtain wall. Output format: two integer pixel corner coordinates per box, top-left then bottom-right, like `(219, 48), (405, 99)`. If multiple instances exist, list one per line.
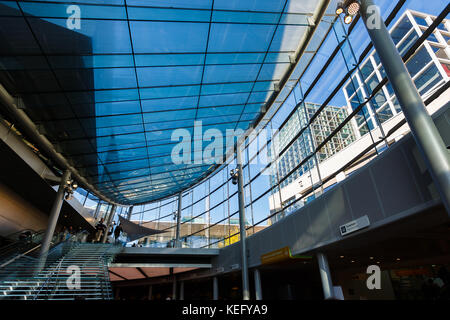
(82, 0), (449, 248)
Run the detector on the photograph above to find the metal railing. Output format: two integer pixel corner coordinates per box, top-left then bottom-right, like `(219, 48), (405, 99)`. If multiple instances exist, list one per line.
(0, 233), (121, 300)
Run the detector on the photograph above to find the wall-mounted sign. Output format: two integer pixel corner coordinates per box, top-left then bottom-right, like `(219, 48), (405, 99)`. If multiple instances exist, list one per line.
(215, 267), (224, 273)
(261, 246), (312, 265)
(339, 215), (370, 236)
(230, 264), (240, 270)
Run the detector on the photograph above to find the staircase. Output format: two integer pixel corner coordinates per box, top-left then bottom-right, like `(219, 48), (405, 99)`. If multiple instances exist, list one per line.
(0, 242), (121, 300)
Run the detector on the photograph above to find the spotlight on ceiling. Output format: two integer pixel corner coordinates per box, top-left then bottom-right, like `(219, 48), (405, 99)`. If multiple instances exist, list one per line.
(347, 0), (361, 16)
(230, 169), (238, 185)
(344, 14), (353, 24)
(336, 1), (345, 15)
(335, 0), (360, 25)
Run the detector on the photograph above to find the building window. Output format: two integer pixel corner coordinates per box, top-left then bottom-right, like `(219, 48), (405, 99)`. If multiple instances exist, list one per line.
(391, 16), (414, 45)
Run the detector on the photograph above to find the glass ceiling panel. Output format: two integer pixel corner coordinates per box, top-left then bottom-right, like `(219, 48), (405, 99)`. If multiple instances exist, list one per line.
(0, 0), (323, 204)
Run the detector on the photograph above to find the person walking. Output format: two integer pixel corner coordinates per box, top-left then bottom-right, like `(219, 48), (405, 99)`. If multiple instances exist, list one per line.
(114, 223), (123, 243)
(95, 218), (106, 243)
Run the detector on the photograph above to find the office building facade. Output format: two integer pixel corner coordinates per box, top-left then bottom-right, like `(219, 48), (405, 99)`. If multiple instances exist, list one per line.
(344, 9), (450, 137)
(272, 102), (357, 190)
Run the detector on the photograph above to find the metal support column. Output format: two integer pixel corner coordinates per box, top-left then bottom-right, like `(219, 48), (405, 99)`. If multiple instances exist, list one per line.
(317, 252), (334, 300)
(180, 281), (185, 300)
(254, 269), (262, 300)
(102, 204), (110, 222)
(172, 276), (177, 300)
(39, 170), (71, 261)
(175, 192), (182, 248)
(360, 0), (450, 215)
(148, 285), (152, 300)
(93, 202), (101, 220)
(102, 204), (116, 243)
(213, 276), (219, 300)
(236, 145), (250, 300)
(127, 205), (133, 220)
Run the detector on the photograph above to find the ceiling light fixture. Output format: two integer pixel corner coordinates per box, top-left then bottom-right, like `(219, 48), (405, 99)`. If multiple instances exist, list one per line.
(335, 0), (361, 25)
(336, 1), (345, 15)
(347, 1), (361, 15)
(344, 14), (353, 24)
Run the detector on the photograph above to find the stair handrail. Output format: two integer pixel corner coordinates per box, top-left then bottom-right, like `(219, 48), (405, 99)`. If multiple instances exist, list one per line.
(31, 235), (79, 300)
(0, 230), (46, 262)
(4, 229), (38, 241)
(32, 254), (65, 300)
(97, 244), (120, 300)
(0, 244), (41, 268)
(0, 230), (73, 269)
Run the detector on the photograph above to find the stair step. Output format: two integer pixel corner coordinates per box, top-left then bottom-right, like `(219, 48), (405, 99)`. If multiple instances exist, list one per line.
(0, 243), (120, 300)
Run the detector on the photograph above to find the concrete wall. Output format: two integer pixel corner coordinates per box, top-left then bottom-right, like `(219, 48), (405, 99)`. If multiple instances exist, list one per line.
(0, 182), (48, 236)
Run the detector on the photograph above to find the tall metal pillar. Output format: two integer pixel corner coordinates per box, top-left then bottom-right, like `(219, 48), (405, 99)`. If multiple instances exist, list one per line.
(102, 204), (111, 221)
(172, 276), (177, 300)
(93, 202), (101, 220)
(148, 285), (153, 300)
(236, 145), (250, 300)
(213, 276), (219, 300)
(317, 252), (334, 300)
(254, 269), (262, 300)
(102, 204), (116, 243)
(180, 281), (185, 300)
(39, 170), (71, 260)
(360, 0), (450, 215)
(127, 205), (133, 220)
(175, 192), (182, 248)
(205, 187), (211, 246)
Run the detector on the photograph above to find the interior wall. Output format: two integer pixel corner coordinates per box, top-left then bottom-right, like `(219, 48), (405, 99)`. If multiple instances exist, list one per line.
(0, 182), (48, 236)
(335, 270), (396, 300)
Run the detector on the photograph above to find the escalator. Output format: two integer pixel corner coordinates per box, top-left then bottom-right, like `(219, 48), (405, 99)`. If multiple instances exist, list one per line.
(0, 230), (45, 265)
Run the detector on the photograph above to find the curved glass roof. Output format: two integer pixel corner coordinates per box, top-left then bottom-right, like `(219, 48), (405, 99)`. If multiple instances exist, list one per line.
(0, 0), (330, 204)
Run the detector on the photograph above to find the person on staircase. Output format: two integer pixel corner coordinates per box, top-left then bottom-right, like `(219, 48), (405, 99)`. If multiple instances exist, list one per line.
(114, 223), (123, 244)
(106, 222), (115, 243)
(66, 226), (74, 241)
(94, 218), (106, 243)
